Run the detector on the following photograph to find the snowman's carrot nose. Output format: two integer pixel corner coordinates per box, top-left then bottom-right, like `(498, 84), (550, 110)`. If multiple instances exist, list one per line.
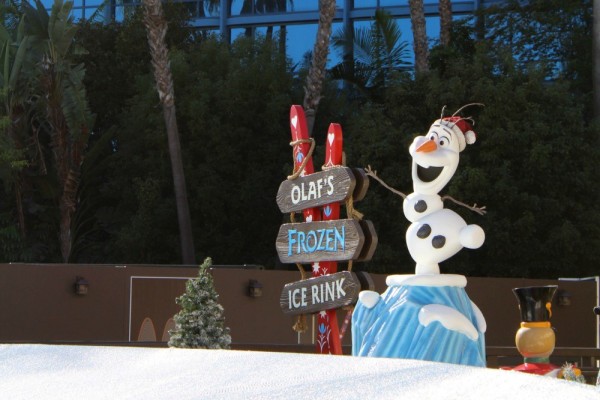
(416, 139), (437, 153)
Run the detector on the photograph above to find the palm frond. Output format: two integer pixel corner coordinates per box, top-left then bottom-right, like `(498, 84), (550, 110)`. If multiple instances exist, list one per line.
(352, 26), (376, 66)
(8, 35), (30, 92)
(48, 0), (77, 58)
(374, 8), (402, 56)
(60, 63), (94, 140)
(330, 9), (411, 93)
(22, 0), (49, 38)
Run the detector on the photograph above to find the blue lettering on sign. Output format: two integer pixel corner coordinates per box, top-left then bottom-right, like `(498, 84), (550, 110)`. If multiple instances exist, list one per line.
(287, 226), (346, 256)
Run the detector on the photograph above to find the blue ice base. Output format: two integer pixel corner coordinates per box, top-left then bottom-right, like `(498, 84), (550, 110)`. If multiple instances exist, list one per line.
(352, 279), (486, 367)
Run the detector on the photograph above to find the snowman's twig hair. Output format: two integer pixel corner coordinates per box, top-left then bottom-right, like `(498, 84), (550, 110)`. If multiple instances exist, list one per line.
(440, 105), (447, 119)
(441, 195), (487, 215)
(364, 165), (407, 199)
(463, 116), (476, 126)
(452, 103), (485, 117)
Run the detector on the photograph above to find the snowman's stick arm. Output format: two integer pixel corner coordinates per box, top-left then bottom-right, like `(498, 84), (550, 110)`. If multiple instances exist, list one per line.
(441, 195), (487, 216)
(364, 165), (407, 199)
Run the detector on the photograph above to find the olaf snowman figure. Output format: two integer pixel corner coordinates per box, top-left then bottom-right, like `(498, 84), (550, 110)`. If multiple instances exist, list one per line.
(404, 108), (485, 275)
(352, 105), (488, 367)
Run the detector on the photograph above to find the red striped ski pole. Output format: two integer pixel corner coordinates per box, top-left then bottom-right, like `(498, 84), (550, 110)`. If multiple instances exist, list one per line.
(289, 106), (324, 352)
(314, 123), (344, 355)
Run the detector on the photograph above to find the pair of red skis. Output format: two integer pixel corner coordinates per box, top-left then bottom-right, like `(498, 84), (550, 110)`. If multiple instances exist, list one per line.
(289, 105), (343, 355)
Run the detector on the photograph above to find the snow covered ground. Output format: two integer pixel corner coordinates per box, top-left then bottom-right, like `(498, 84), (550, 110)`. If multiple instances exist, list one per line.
(0, 344), (598, 399)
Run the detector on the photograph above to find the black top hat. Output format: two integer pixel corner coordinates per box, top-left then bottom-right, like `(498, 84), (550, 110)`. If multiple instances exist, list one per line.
(512, 286), (557, 322)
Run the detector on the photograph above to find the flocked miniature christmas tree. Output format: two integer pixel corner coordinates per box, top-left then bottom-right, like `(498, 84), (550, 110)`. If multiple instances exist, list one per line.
(168, 257), (231, 349)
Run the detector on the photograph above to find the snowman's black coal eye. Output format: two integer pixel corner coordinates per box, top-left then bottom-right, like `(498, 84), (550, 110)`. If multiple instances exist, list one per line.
(439, 140), (446, 146)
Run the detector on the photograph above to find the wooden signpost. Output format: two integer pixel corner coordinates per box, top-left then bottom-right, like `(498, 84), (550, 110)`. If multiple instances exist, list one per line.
(276, 219), (365, 263)
(279, 271), (360, 316)
(276, 167), (356, 213)
(277, 105), (377, 355)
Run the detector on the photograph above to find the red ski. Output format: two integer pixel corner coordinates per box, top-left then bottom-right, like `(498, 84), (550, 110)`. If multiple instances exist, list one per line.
(315, 123), (344, 355)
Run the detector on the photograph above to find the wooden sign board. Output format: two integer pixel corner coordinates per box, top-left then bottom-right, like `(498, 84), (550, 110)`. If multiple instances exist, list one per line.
(276, 219), (365, 264)
(280, 271), (360, 315)
(276, 167), (356, 213)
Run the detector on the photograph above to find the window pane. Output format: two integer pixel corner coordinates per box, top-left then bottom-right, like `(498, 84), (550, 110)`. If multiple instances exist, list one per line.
(285, 23), (317, 66)
(230, 0), (248, 16)
(255, 0), (292, 13)
(231, 0), (309, 15)
(380, 0), (409, 6)
(290, 0), (318, 12)
(84, 0), (105, 7)
(231, 27), (248, 40)
(286, 23), (341, 68)
(353, 17), (413, 63)
(231, 26), (284, 42)
(354, 0), (378, 8)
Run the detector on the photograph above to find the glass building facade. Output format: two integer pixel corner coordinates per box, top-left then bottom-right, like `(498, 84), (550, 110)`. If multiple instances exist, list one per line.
(40, 0), (502, 64)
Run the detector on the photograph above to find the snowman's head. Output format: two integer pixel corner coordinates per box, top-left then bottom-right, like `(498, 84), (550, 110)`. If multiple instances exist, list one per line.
(409, 117), (476, 195)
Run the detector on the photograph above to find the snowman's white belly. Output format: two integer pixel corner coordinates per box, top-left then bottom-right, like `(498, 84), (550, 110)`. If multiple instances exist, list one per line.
(403, 193), (443, 222)
(406, 209), (467, 265)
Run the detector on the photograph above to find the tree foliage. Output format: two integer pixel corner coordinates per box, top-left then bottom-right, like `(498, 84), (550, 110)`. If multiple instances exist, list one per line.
(331, 9), (411, 100)
(0, 0), (94, 262)
(345, 10), (598, 279)
(71, 11), (293, 265)
(168, 257), (231, 349)
(0, 1), (595, 280)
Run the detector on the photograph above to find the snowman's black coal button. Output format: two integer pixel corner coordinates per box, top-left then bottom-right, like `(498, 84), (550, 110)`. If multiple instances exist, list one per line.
(414, 200), (427, 213)
(432, 235), (446, 249)
(417, 224), (431, 238)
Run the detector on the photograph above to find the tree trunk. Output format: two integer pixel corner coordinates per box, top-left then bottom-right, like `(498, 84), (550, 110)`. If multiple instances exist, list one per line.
(304, 0), (336, 135)
(40, 59), (80, 263)
(409, 0), (429, 73)
(59, 166), (82, 262)
(594, 0), (600, 121)
(7, 110), (26, 237)
(439, 0), (452, 47)
(143, 0), (196, 264)
(279, 25), (287, 55)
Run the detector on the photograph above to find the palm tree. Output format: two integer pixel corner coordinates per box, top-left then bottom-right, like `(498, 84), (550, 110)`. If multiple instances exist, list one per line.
(0, 20), (32, 238)
(594, 0), (600, 121)
(439, 0), (452, 47)
(408, 0), (429, 73)
(303, 0), (336, 135)
(331, 9), (411, 98)
(21, 0), (96, 262)
(142, 0), (196, 264)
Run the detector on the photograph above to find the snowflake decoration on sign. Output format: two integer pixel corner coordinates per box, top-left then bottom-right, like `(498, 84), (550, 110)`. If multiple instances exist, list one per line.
(312, 263), (320, 273)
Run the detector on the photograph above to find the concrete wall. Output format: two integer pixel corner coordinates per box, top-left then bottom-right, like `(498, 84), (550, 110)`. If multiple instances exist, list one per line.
(0, 263), (597, 350)
(0, 263), (196, 343)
